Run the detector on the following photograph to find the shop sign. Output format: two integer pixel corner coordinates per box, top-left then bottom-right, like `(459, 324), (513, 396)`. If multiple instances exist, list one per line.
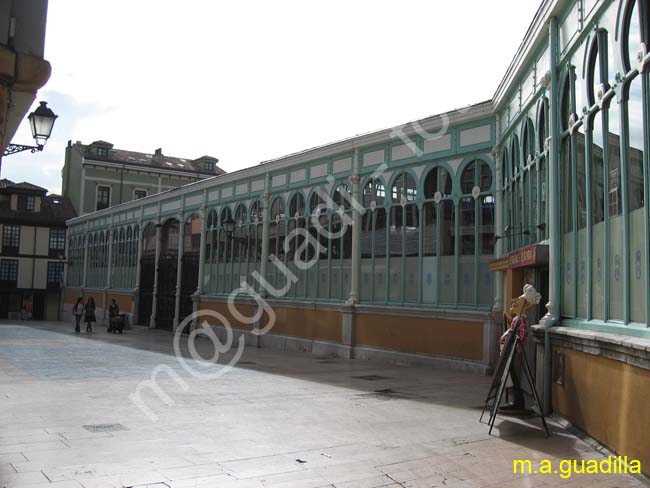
(509, 245), (537, 268)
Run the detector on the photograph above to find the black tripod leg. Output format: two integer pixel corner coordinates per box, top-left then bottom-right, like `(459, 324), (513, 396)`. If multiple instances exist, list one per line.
(519, 346), (550, 437)
(481, 333), (516, 423)
(489, 338), (518, 435)
(480, 383), (498, 424)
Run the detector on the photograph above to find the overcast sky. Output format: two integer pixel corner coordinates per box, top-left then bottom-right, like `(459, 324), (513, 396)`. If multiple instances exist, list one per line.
(3, 0), (541, 194)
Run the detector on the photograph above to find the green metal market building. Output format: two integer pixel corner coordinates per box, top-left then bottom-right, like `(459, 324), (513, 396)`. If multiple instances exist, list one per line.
(64, 0), (650, 472)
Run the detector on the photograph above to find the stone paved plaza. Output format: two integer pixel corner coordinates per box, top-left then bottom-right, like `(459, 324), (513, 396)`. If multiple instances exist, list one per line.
(0, 320), (647, 488)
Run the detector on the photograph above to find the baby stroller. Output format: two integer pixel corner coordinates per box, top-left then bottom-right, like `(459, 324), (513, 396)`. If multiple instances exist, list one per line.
(107, 314), (125, 334)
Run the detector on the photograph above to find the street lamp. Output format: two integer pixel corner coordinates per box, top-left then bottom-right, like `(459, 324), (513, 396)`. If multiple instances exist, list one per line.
(3, 101), (58, 156)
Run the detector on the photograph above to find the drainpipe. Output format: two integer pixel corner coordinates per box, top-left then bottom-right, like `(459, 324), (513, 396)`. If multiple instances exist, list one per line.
(540, 16), (561, 415)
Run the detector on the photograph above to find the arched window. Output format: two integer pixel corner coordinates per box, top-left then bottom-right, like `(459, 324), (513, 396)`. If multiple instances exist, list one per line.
(329, 183), (352, 299)
(247, 201), (263, 292)
(184, 214), (203, 254)
(388, 171), (419, 303)
(621, 0), (649, 324)
(143, 223), (156, 255)
(459, 160), (494, 305)
(217, 208), (233, 293)
(307, 190), (328, 298)
(161, 219), (180, 256)
(424, 166), (453, 199)
(362, 179), (385, 208)
(537, 99), (549, 240)
(510, 135), (520, 177)
(360, 178), (387, 302)
(126, 226), (135, 288)
(623, 0), (646, 70)
(289, 192), (305, 218)
(205, 209), (218, 293)
(421, 166), (453, 304)
(522, 119), (535, 245)
(391, 172), (417, 203)
(287, 193), (306, 297)
(227, 205), (246, 292)
(268, 197), (287, 291)
(523, 119), (535, 164)
(249, 200), (263, 222)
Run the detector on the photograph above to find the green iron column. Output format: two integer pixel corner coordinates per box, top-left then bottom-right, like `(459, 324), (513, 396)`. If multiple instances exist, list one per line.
(149, 209), (162, 329)
(173, 207), (185, 331)
(493, 144), (504, 314)
(348, 149), (361, 304)
(541, 15), (561, 414)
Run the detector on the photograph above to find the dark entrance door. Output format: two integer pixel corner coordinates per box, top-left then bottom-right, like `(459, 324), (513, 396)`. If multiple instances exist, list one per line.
(156, 254), (177, 330)
(32, 293), (45, 320)
(179, 253), (198, 326)
(178, 214), (202, 329)
(138, 223), (157, 325)
(138, 255), (154, 325)
(155, 219), (180, 330)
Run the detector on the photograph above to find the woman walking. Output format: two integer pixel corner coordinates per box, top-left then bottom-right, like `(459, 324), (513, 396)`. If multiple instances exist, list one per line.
(85, 297), (96, 334)
(73, 297), (84, 333)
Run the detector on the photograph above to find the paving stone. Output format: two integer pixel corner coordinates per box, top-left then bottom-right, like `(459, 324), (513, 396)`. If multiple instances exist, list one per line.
(0, 320), (647, 488)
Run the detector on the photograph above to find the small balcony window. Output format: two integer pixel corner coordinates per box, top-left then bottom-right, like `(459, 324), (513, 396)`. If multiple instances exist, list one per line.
(96, 185), (110, 211)
(2, 225), (20, 255)
(17, 195), (35, 211)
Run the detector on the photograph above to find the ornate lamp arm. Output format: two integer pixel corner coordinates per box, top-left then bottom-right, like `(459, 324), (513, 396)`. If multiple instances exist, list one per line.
(3, 144), (43, 156)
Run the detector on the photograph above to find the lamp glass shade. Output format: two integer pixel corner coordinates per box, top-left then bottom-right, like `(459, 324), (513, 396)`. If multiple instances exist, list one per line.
(28, 102), (58, 147)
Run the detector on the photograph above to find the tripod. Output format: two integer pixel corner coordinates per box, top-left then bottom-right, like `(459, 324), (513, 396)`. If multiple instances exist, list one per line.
(479, 323), (550, 437)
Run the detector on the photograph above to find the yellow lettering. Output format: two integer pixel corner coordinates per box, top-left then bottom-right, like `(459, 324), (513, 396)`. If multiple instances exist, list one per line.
(629, 460), (641, 474)
(573, 460), (585, 474)
(539, 460), (552, 474)
(586, 460), (598, 474)
(559, 460), (572, 479)
(600, 457), (612, 474)
(513, 460), (532, 474)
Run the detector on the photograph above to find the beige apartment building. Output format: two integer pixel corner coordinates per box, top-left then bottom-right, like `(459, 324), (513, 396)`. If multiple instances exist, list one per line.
(0, 179), (75, 319)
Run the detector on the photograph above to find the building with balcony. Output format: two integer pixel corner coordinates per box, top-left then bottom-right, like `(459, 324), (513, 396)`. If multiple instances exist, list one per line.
(0, 0), (51, 167)
(63, 0), (650, 475)
(0, 178), (75, 319)
(62, 139), (224, 216)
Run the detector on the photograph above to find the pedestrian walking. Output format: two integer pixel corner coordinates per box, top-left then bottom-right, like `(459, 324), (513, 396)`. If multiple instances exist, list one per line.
(85, 297), (96, 334)
(73, 297), (84, 333)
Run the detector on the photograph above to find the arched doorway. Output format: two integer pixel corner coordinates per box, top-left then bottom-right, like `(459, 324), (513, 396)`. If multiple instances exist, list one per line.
(156, 218), (180, 329)
(138, 223), (157, 325)
(179, 214), (202, 326)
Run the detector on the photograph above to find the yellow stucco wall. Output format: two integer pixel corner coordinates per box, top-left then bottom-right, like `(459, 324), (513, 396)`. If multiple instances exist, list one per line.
(354, 314), (484, 361)
(553, 347), (650, 476)
(198, 301), (341, 343)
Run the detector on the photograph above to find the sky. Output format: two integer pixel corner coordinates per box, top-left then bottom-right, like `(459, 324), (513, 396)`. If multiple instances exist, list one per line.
(3, 0), (542, 195)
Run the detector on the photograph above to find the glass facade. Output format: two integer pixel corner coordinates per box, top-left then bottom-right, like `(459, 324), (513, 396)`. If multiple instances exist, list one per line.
(65, 0), (650, 337)
(501, 0), (650, 329)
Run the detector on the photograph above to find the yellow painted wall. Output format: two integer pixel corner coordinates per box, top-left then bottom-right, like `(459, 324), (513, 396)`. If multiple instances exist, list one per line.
(106, 292), (134, 314)
(198, 300), (255, 331)
(64, 288), (82, 305)
(355, 314), (484, 361)
(197, 301), (341, 343)
(553, 347), (650, 476)
(270, 307), (341, 343)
